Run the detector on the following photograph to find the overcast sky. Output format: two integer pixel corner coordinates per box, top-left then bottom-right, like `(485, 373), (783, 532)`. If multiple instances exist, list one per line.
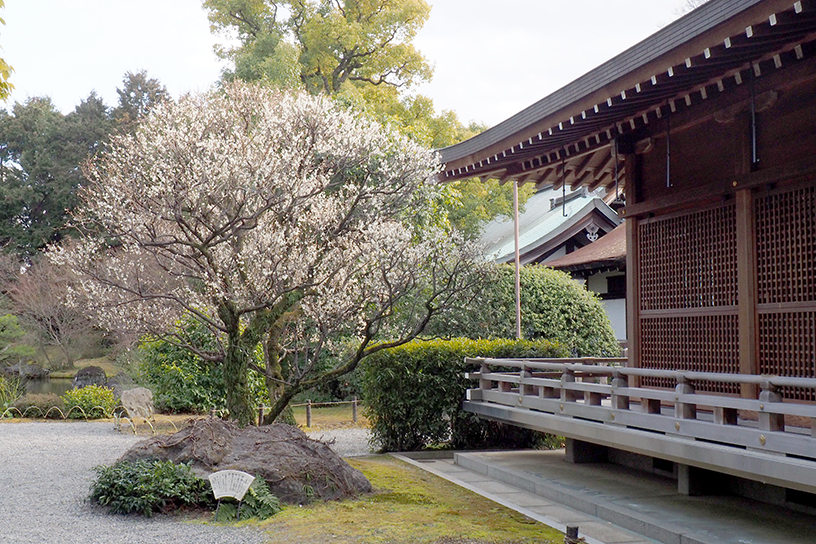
(3, 1), (692, 127)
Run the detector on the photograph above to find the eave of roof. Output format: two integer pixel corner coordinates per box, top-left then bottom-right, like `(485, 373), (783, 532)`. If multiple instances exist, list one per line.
(438, 0), (816, 192)
(546, 222), (627, 271)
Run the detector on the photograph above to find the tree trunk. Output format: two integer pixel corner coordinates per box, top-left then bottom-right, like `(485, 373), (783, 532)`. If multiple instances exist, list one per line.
(263, 338), (296, 425)
(223, 336), (253, 426)
(220, 303), (254, 426)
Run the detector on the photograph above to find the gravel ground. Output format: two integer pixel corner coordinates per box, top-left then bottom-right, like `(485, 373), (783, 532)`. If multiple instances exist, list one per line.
(0, 421), (372, 544)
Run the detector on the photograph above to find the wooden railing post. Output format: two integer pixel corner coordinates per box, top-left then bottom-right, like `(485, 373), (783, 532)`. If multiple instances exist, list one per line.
(521, 364), (536, 396)
(306, 400), (312, 428)
(352, 397), (358, 423)
(258, 406), (265, 426)
(714, 406), (738, 425)
(758, 381), (784, 432)
(610, 370), (629, 410)
(480, 362), (492, 391)
(561, 367), (578, 403)
(675, 376), (697, 420)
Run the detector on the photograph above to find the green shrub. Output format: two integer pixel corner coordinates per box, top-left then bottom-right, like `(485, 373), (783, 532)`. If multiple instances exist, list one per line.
(11, 393), (65, 418)
(0, 374), (25, 415)
(90, 459), (212, 517)
(61, 384), (116, 419)
(361, 338), (568, 451)
(214, 477), (281, 522)
(428, 265), (621, 357)
(138, 319), (268, 414)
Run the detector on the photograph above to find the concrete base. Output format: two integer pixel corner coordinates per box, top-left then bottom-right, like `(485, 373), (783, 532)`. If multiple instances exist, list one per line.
(449, 449), (816, 544)
(677, 464), (727, 496)
(565, 438), (609, 464)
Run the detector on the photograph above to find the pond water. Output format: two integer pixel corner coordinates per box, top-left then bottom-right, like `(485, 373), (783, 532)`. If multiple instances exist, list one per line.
(24, 378), (74, 397)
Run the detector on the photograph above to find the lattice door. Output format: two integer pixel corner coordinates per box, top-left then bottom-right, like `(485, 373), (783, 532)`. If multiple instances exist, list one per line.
(756, 183), (816, 401)
(638, 203), (740, 393)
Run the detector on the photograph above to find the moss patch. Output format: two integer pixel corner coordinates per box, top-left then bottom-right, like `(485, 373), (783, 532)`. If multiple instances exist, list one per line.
(255, 455), (561, 544)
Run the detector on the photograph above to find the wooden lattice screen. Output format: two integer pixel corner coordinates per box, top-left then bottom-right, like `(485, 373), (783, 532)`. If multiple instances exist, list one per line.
(638, 204), (740, 393)
(756, 183), (816, 401)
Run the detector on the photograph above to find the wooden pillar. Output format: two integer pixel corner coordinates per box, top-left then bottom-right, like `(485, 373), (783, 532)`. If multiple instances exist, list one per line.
(736, 189), (759, 399)
(622, 150), (641, 386)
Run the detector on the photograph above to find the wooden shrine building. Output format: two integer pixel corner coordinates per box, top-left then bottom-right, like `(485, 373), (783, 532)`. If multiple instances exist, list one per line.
(443, 0), (816, 503)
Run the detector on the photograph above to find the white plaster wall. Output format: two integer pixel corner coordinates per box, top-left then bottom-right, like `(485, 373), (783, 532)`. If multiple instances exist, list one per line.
(601, 298), (627, 342)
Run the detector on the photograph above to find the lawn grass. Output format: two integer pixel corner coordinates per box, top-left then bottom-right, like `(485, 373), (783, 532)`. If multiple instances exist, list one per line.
(49, 356), (121, 379)
(254, 455), (562, 544)
(291, 402), (369, 430)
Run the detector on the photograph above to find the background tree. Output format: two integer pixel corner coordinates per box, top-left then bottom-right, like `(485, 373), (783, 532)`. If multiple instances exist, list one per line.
(0, 0), (13, 100)
(0, 314), (34, 365)
(0, 97), (75, 257)
(205, 0), (529, 239)
(0, 73), (165, 260)
(8, 258), (94, 368)
(112, 70), (168, 131)
(0, 94), (115, 258)
(205, 0), (432, 94)
(53, 82), (483, 425)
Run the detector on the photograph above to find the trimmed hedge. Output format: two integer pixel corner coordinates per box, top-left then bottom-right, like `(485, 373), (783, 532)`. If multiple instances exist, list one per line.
(361, 338), (568, 451)
(61, 384), (117, 419)
(427, 265), (621, 357)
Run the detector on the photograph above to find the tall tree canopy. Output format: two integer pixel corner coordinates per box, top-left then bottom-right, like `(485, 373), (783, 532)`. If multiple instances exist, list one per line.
(0, 95), (112, 256)
(112, 70), (168, 131)
(53, 82), (483, 425)
(204, 0), (530, 238)
(0, 72), (165, 259)
(205, 0), (432, 94)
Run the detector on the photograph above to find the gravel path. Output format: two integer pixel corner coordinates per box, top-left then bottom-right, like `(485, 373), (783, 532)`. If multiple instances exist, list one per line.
(0, 421), (372, 544)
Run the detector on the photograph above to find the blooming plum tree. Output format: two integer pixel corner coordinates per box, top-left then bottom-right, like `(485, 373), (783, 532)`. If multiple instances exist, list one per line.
(52, 82), (483, 425)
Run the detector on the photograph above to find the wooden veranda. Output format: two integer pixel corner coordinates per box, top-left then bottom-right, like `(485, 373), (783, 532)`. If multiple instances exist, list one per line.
(443, 0), (816, 498)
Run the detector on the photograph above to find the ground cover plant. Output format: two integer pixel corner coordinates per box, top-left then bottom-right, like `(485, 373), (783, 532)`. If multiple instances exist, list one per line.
(90, 459), (212, 517)
(257, 455), (562, 544)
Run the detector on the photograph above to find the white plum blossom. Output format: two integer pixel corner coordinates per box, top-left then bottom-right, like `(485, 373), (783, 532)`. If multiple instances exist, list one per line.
(53, 82), (484, 424)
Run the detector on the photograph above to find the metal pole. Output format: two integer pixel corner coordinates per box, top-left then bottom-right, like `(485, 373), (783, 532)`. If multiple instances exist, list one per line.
(513, 180), (522, 339)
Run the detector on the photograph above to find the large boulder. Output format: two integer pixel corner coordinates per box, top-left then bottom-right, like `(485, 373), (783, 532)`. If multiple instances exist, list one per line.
(72, 366), (106, 389)
(119, 387), (154, 420)
(4, 363), (49, 379)
(119, 418), (371, 504)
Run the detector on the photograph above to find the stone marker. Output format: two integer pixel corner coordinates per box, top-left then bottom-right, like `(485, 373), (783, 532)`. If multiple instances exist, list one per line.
(120, 387), (154, 420)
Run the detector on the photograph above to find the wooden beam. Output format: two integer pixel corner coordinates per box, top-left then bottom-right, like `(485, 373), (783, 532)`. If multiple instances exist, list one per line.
(625, 153), (641, 386)
(622, 154), (816, 218)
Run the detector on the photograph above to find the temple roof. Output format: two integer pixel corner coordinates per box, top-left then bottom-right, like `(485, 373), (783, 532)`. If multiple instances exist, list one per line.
(479, 187), (620, 265)
(546, 222), (627, 272)
(438, 0), (816, 195)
